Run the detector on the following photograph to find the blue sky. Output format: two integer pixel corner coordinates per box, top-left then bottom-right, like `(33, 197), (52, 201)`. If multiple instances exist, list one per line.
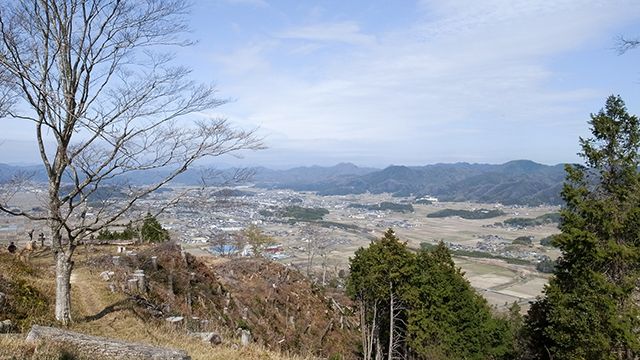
(2, 0), (640, 168)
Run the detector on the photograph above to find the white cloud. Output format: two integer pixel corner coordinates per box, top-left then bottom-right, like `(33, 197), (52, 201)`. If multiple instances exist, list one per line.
(277, 22), (376, 46)
(212, 0), (640, 166)
(211, 41), (276, 74)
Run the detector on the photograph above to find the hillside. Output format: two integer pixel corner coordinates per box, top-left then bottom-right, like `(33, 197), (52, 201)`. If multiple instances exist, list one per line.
(0, 243), (358, 359)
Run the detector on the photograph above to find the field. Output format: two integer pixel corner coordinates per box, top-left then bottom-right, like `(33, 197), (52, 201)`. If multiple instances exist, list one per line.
(258, 192), (560, 309)
(2, 189), (561, 309)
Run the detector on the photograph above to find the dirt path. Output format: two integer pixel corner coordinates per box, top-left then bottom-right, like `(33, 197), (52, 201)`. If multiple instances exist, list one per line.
(71, 269), (113, 319)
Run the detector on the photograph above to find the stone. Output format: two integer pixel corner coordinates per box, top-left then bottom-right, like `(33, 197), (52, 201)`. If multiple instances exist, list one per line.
(112, 256), (121, 266)
(166, 316), (184, 325)
(239, 329), (251, 347)
(0, 319), (13, 333)
(99, 271), (115, 281)
(127, 279), (139, 292)
(133, 273), (146, 293)
(192, 332), (222, 346)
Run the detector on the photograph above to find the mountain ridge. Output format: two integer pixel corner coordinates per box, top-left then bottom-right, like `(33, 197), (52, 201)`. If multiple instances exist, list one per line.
(0, 160), (568, 205)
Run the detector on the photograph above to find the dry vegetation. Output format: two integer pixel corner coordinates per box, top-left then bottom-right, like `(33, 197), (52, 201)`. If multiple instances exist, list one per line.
(0, 243), (357, 359)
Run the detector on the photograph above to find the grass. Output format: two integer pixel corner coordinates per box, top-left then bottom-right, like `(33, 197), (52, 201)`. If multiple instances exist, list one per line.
(0, 334), (93, 360)
(0, 246), (316, 360)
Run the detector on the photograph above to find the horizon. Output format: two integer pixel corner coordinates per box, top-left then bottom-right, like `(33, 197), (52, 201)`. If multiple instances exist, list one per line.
(0, 158), (568, 171)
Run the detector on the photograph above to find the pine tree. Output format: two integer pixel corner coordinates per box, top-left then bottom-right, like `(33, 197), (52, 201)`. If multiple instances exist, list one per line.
(347, 229), (414, 359)
(139, 213), (170, 243)
(404, 242), (512, 359)
(348, 233), (513, 359)
(524, 95), (640, 359)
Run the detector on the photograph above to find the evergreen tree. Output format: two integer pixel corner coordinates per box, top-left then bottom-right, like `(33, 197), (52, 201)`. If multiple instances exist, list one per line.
(140, 213), (170, 243)
(347, 229), (414, 359)
(524, 95), (640, 359)
(404, 242), (512, 359)
(348, 232), (513, 359)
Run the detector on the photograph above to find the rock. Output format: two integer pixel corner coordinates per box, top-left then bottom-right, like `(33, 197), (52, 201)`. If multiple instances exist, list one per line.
(192, 332), (222, 346)
(26, 325), (190, 359)
(166, 316), (184, 325)
(0, 320), (13, 333)
(99, 271), (115, 281)
(133, 273), (146, 293)
(127, 279), (139, 292)
(0, 292), (6, 305)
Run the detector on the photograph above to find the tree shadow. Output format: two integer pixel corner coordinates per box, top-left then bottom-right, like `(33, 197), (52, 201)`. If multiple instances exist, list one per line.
(80, 299), (132, 323)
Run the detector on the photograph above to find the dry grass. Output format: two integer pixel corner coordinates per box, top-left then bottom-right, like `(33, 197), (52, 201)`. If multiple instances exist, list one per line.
(0, 246), (315, 360)
(0, 334), (91, 360)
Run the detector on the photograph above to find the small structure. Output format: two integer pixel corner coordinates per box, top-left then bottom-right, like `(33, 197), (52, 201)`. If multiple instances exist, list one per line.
(240, 329), (252, 346)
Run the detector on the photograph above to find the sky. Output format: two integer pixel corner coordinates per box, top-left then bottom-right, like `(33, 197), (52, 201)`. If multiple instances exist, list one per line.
(2, 0), (640, 168)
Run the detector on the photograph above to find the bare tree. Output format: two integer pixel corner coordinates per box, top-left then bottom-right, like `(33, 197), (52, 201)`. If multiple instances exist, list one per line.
(617, 35), (640, 54)
(0, 0), (263, 325)
(241, 224), (271, 257)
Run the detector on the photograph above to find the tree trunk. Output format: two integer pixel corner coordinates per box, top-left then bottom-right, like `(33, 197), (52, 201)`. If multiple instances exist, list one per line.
(369, 302), (377, 360)
(55, 250), (73, 325)
(388, 283), (394, 360)
(359, 301), (369, 360)
(26, 325), (190, 359)
(322, 261), (327, 286)
(375, 338), (383, 360)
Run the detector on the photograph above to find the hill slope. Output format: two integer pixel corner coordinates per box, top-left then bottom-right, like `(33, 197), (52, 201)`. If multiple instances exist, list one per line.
(0, 244), (358, 359)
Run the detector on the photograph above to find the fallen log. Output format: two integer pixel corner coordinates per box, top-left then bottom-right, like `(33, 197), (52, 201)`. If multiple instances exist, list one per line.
(26, 325), (190, 360)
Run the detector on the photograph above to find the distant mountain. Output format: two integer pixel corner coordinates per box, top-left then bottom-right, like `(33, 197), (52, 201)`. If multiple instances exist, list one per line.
(262, 160), (567, 205)
(253, 162), (379, 189)
(0, 163), (48, 183)
(0, 160), (568, 205)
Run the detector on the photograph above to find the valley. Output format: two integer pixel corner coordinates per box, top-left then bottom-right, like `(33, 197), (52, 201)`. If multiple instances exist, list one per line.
(0, 184), (561, 311)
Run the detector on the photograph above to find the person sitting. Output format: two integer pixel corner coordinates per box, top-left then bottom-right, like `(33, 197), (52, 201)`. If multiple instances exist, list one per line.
(7, 242), (17, 254)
